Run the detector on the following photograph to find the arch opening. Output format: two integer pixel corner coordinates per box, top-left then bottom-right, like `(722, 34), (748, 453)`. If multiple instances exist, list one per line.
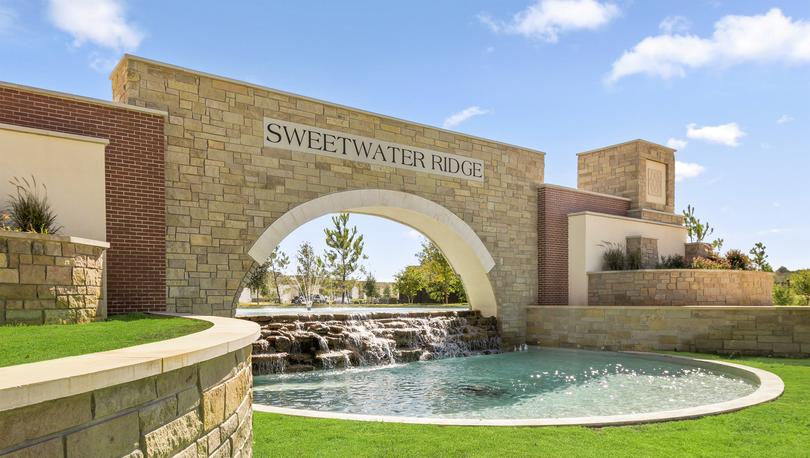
(247, 190), (498, 317)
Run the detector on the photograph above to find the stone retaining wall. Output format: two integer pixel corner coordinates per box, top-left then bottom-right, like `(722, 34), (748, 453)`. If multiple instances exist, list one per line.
(0, 346), (253, 458)
(527, 306), (810, 357)
(0, 232), (108, 325)
(588, 269), (774, 306)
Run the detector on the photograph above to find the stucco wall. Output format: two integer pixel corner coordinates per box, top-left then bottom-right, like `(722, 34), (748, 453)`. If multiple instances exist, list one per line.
(0, 232), (108, 325)
(527, 305), (810, 357)
(111, 55), (545, 344)
(588, 269), (774, 306)
(568, 211), (687, 305)
(0, 124), (106, 241)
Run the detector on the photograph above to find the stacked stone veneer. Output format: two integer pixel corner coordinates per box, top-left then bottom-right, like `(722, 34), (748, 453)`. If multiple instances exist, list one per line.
(587, 270), (774, 306)
(111, 56), (544, 345)
(0, 232), (107, 325)
(527, 306), (810, 357)
(0, 347), (253, 458)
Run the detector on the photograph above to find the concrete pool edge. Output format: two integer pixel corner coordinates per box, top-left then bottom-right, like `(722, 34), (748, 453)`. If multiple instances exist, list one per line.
(251, 349), (785, 427)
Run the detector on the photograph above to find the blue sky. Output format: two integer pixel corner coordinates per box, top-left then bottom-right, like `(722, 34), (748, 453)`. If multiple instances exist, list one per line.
(1, 0), (809, 275)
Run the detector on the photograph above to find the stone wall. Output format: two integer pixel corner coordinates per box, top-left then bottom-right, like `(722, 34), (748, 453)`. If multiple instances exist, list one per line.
(527, 305), (810, 357)
(111, 55), (545, 344)
(588, 270), (774, 306)
(0, 347), (253, 458)
(577, 140), (676, 216)
(0, 232), (108, 325)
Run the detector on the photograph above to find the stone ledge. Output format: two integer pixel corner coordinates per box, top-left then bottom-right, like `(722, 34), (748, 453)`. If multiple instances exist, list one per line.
(0, 230), (110, 249)
(0, 314), (259, 412)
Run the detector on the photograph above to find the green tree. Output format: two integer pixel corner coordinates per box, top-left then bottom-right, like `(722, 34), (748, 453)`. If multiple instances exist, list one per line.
(773, 284), (799, 306)
(749, 242), (773, 272)
(382, 285), (391, 300)
(394, 266), (422, 304)
(683, 204), (714, 243)
(267, 246), (290, 303)
(324, 213), (366, 303)
(417, 241), (464, 304)
(293, 242), (327, 305)
(363, 273), (378, 303)
(245, 261), (269, 303)
(791, 270), (810, 305)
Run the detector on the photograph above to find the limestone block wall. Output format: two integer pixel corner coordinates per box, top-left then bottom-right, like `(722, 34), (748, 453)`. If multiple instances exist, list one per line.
(0, 347), (253, 458)
(110, 55), (545, 345)
(0, 232), (108, 325)
(527, 305), (810, 357)
(587, 270), (774, 306)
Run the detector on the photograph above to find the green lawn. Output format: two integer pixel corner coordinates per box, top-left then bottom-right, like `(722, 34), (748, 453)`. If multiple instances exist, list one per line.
(253, 354), (810, 457)
(0, 313), (211, 367)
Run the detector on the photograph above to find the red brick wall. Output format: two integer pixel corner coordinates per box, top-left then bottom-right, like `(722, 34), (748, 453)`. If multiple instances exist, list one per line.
(538, 185), (630, 305)
(0, 85), (166, 313)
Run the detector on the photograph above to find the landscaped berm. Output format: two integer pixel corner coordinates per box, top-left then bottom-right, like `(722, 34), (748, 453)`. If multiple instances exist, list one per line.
(0, 31), (809, 458)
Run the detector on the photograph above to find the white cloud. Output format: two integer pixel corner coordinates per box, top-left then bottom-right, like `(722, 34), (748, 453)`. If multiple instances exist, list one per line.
(48, 0), (142, 51)
(666, 137), (688, 150)
(777, 114), (794, 124)
(479, 0), (620, 43)
(659, 15), (690, 34)
(443, 106), (489, 129)
(675, 161), (705, 182)
(686, 122), (746, 147)
(607, 8), (810, 82)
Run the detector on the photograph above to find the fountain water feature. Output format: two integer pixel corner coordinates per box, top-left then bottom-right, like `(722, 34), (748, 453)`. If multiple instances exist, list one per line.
(246, 310), (500, 375)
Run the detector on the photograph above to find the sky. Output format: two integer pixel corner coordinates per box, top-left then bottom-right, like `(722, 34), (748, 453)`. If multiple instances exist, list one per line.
(1, 0), (809, 274)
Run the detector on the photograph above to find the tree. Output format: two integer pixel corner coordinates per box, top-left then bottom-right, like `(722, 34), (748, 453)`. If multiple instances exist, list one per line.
(683, 205), (714, 243)
(292, 242), (327, 305)
(791, 270), (810, 305)
(324, 213), (366, 303)
(417, 241), (464, 304)
(363, 273), (378, 303)
(266, 246), (290, 303)
(245, 261), (269, 303)
(394, 266), (422, 304)
(749, 242), (773, 272)
(382, 285), (391, 301)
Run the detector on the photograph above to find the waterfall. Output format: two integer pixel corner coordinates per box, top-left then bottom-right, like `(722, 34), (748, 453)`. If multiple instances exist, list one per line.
(249, 310), (501, 375)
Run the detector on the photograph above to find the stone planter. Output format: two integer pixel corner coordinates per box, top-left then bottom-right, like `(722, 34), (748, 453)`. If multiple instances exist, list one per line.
(587, 269), (774, 306)
(0, 231), (109, 324)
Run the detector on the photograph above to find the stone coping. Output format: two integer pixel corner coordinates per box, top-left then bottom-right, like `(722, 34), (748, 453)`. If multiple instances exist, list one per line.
(576, 138), (676, 156)
(241, 309), (479, 323)
(567, 210), (686, 229)
(0, 80), (168, 117)
(0, 122), (110, 145)
(587, 269), (775, 275)
(538, 183), (632, 202)
(0, 230), (110, 249)
(252, 348), (784, 427)
(0, 313), (259, 412)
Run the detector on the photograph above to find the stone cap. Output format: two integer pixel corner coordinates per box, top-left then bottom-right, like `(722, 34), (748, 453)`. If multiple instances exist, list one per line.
(0, 231), (110, 249)
(576, 138), (676, 156)
(0, 314), (259, 412)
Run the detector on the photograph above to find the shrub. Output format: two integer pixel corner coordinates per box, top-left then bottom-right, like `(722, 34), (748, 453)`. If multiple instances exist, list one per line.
(690, 256), (731, 270)
(6, 176), (60, 234)
(599, 242), (626, 271)
(625, 250), (642, 270)
(791, 271), (810, 305)
(773, 284), (801, 306)
(725, 249), (752, 270)
(658, 255), (686, 269)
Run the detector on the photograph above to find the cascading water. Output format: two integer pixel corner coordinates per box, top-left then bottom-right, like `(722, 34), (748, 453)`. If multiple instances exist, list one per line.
(247, 310), (501, 375)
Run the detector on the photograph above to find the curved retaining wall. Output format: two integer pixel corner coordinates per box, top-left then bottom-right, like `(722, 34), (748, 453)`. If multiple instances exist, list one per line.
(527, 306), (810, 357)
(587, 269), (774, 306)
(0, 315), (259, 458)
(0, 231), (108, 324)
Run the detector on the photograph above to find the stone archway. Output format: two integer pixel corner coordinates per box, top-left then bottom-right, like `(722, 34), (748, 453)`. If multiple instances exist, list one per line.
(247, 189), (498, 316)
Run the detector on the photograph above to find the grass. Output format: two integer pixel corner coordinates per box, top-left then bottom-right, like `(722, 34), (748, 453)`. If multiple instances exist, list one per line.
(253, 353), (810, 457)
(0, 313), (211, 368)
